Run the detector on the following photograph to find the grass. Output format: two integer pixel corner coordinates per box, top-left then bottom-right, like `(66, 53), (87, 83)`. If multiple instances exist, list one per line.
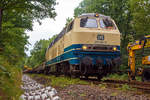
(135, 76), (142, 81)
(99, 83), (106, 89)
(119, 84), (130, 91)
(102, 73), (142, 82)
(80, 93), (86, 97)
(101, 73), (129, 81)
(101, 73), (138, 92)
(29, 74), (89, 88)
(29, 73), (139, 93)
(117, 84), (137, 91)
(111, 92), (118, 96)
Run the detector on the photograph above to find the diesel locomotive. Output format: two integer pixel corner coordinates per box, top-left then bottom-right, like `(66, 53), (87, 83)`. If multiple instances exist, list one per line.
(44, 13), (121, 79)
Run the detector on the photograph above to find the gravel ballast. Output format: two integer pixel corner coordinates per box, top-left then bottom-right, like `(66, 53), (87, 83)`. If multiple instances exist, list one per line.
(20, 75), (61, 100)
(29, 75), (150, 100)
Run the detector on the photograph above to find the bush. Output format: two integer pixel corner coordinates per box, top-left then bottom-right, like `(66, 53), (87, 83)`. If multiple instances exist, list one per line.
(0, 62), (23, 100)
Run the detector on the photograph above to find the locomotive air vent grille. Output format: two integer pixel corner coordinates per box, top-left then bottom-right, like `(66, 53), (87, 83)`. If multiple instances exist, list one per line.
(92, 46), (113, 51)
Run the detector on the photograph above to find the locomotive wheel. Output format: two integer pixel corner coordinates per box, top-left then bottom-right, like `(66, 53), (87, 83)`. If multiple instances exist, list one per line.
(44, 66), (51, 75)
(70, 74), (76, 78)
(55, 64), (61, 77)
(97, 74), (103, 81)
(68, 64), (81, 78)
(62, 62), (71, 77)
(69, 65), (74, 78)
(85, 75), (89, 79)
(69, 65), (77, 78)
(79, 64), (89, 75)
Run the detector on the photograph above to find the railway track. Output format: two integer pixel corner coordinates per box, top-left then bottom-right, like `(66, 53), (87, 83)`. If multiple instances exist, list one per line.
(27, 71), (150, 92)
(103, 79), (150, 91)
(80, 77), (150, 91)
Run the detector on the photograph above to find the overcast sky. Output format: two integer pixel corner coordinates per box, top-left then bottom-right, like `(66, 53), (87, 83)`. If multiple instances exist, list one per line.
(26, 0), (83, 55)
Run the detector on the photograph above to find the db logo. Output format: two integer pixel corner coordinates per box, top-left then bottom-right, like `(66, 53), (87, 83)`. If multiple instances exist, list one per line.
(97, 34), (104, 40)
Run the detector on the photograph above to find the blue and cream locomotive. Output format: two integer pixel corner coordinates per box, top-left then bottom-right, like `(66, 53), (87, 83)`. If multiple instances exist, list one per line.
(45, 13), (121, 79)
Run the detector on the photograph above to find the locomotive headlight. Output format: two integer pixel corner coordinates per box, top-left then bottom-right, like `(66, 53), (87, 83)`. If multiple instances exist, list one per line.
(82, 45), (87, 50)
(113, 47), (117, 51)
(95, 13), (99, 17)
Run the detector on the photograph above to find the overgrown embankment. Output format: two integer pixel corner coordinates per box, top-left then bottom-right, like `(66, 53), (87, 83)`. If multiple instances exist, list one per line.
(102, 73), (142, 82)
(0, 63), (23, 100)
(29, 74), (89, 89)
(28, 74), (150, 100)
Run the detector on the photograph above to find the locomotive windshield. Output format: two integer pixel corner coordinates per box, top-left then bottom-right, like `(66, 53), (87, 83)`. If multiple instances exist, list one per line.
(80, 17), (98, 28)
(80, 17), (116, 29)
(100, 18), (116, 29)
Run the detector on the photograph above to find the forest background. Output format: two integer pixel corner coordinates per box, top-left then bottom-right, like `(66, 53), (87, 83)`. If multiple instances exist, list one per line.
(0, 0), (150, 99)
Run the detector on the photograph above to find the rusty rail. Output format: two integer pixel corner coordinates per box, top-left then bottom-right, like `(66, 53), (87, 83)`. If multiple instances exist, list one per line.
(80, 77), (150, 91)
(102, 79), (150, 91)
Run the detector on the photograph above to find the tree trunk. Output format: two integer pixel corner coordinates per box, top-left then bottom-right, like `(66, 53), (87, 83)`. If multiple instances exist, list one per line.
(0, 9), (3, 33)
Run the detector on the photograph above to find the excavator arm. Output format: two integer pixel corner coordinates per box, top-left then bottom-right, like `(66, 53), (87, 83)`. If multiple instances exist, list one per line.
(127, 35), (150, 81)
(127, 41), (142, 80)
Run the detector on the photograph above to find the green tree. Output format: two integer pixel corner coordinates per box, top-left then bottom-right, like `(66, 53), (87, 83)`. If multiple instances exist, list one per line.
(25, 35), (57, 68)
(130, 0), (150, 39)
(0, 0), (57, 33)
(0, 0), (57, 99)
(65, 17), (73, 26)
(74, 1), (87, 17)
(0, 11), (32, 99)
(1, 22), (29, 66)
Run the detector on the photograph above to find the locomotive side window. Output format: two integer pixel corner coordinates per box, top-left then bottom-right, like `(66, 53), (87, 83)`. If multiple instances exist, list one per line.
(100, 18), (116, 29)
(80, 18), (98, 28)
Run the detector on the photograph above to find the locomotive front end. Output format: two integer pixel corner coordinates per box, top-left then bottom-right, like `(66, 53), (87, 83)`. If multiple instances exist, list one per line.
(69, 13), (121, 78)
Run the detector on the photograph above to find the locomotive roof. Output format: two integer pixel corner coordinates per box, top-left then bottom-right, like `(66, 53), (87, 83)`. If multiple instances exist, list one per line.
(78, 13), (111, 18)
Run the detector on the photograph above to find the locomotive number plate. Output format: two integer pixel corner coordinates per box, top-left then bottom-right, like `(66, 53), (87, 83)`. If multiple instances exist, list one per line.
(97, 34), (104, 40)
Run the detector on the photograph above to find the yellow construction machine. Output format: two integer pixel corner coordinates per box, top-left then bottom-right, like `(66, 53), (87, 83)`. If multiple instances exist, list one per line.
(127, 35), (150, 81)
(23, 65), (32, 72)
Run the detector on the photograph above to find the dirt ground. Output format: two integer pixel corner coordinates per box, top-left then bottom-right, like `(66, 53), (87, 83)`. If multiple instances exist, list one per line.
(31, 75), (150, 100)
(57, 84), (150, 100)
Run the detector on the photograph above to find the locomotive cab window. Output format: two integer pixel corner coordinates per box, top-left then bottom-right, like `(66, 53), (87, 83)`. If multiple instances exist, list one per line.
(100, 18), (116, 29)
(80, 17), (98, 28)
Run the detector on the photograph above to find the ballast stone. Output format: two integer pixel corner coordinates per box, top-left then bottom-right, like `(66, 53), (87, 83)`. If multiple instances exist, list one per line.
(52, 96), (61, 100)
(20, 75), (61, 100)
